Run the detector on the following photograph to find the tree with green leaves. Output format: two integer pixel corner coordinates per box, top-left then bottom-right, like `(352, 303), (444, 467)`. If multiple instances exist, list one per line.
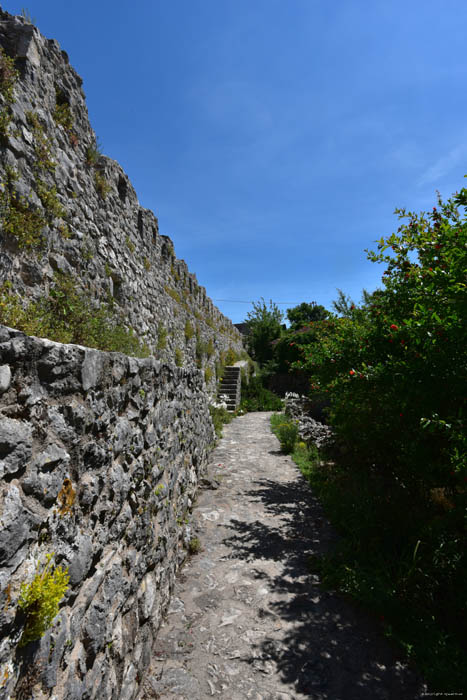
(286, 301), (328, 329)
(245, 298), (283, 365)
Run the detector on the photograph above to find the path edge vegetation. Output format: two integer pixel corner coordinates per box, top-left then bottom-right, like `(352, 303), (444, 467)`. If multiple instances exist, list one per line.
(263, 181), (467, 694)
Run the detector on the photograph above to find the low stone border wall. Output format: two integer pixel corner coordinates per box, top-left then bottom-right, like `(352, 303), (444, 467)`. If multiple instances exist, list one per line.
(284, 392), (334, 450)
(0, 325), (215, 699)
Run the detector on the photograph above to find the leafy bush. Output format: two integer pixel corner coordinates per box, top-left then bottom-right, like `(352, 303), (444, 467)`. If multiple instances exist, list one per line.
(0, 185), (46, 248)
(289, 184), (467, 692)
(270, 413), (298, 453)
(18, 553), (69, 646)
(295, 189), (467, 496)
(245, 298), (283, 365)
(239, 375), (282, 412)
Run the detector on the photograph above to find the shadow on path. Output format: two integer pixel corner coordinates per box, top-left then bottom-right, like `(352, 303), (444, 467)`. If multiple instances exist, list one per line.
(222, 473), (423, 699)
(143, 412), (425, 700)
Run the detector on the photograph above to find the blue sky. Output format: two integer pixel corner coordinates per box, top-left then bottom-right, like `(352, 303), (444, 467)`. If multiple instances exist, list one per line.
(3, 1), (467, 322)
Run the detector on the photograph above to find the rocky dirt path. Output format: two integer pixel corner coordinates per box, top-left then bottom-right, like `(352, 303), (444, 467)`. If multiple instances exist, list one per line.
(139, 412), (425, 699)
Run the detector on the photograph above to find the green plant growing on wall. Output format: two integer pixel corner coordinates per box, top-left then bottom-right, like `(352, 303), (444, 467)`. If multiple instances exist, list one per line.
(125, 235), (135, 253)
(0, 275), (150, 357)
(188, 537), (201, 554)
(0, 48), (19, 143)
(94, 170), (111, 199)
(170, 263), (180, 282)
(143, 256), (151, 271)
(52, 88), (73, 134)
(26, 111), (56, 173)
(164, 285), (181, 304)
(204, 367), (213, 383)
(209, 404), (233, 438)
(157, 323), (167, 350)
(0, 48), (18, 102)
(0, 169), (46, 249)
(57, 478), (76, 516)
(184, 320), (194, 343)
(36, 179), (67, 222)
(17, 553), (70, 646)
(195, 334), (206, 368)
(175, 348), (183, 367)
(85, 139), (102, 167)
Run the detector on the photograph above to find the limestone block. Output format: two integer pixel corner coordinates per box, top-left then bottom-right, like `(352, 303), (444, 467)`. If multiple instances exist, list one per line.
(0, 364), (11, 392)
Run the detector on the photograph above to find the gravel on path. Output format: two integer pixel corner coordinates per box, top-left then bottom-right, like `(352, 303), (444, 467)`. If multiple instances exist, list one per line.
(139, 412), (425, 700)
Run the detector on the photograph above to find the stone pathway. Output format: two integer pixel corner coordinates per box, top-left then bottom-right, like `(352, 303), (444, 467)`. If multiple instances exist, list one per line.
(138, 413), (425, 699)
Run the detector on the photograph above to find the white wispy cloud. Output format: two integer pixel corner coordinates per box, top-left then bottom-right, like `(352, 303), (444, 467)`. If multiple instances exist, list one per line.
(418, 141), (467, 186)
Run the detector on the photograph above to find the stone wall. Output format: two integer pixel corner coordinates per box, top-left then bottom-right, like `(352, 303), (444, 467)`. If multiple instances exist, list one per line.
(0, 324), (215, 699)
(0, 9), (244, 389)
(0, 11), (246, 697)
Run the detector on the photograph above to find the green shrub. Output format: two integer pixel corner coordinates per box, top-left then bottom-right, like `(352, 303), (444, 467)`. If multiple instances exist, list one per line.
(224, 347), (238, 365)
(204, 367), (213, 383)
(288, 183), (467, 693)
(175, 348), (183, 366)
(270, 414), (298, 454)
(0, 275), (150, 357)
(184, 320), (195, 342)
(188, 537), (201, 555)
(209, 404), (233, 437)
(18, 553), (69, 646)
(0, 177), (46, 249)
(239, 375), (282, 412)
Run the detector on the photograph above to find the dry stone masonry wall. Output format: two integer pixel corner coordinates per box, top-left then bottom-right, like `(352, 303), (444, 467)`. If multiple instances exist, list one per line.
(0, 7), (246, 699)
(0, 325), (215, 699)
(0, 8), (243, 386)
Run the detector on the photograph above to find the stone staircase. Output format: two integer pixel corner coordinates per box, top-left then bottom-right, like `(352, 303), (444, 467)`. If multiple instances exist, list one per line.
(217, 365), (241, 412)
